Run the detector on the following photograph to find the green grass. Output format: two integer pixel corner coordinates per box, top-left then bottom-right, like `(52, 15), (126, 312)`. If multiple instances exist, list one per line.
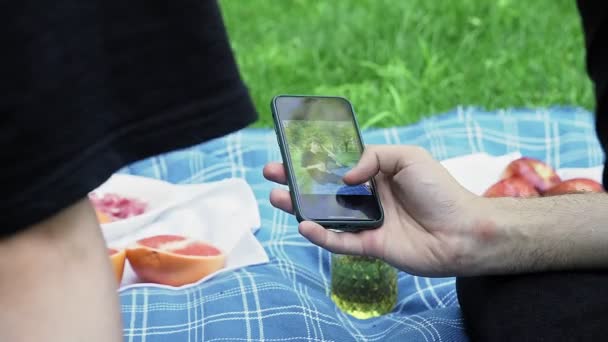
(219, 0), (594, 128)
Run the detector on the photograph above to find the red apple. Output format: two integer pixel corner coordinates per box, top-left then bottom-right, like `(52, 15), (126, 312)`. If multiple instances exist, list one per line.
(483, 177), (540, 198)
(542, 178), (604, 196)
(501, 157), (561, 192)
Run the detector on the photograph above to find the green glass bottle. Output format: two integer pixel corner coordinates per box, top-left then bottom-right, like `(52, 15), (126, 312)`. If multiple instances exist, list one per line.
(330, 254), (398, 319)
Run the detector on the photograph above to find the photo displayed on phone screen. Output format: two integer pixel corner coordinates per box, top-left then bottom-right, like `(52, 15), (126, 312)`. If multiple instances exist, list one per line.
(274, 96), (382, 221)
(282, 120), (371, 195)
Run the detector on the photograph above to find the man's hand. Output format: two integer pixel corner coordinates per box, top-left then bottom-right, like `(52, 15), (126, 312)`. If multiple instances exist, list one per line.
(264, 145), (608, 277)
(264, 145), (487, 277)
(0, 198), (123, 341)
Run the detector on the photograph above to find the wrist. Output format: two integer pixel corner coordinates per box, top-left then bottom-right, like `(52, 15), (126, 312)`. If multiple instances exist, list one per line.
(455, 196), (534, 276)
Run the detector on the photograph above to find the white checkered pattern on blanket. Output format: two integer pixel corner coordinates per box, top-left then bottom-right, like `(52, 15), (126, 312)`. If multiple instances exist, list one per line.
(117, 106), (602, 342)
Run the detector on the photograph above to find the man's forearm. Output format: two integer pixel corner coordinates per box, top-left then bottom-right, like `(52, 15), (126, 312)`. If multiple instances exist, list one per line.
(0, 198), (123, 342)
(469, 193), (608, 275)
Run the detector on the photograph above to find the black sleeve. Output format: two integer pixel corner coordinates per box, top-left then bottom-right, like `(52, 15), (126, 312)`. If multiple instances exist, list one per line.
(0, 0), (257, 237)
(576, 0), (608, 185)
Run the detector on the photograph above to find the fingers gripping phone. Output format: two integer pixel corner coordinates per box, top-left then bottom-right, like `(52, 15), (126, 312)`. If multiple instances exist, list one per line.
(271, 95), (384, 232)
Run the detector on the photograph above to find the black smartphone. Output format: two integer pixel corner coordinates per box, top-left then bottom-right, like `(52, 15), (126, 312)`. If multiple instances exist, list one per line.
(271, 95), (384, 232)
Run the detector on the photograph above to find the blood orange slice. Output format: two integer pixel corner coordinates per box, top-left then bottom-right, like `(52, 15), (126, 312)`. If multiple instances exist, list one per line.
(108, 248), (126, 284)
(126, 235), (225, 287)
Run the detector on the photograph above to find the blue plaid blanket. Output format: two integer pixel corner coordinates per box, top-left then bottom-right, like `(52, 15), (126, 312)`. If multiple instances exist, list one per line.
(117, 106), (604, 342)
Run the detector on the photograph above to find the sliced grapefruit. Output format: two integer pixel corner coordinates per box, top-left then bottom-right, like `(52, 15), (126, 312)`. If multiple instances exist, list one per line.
(108, 248), (126, 284)
(89, 192), (147, 222)
(126, 235), (225, 287)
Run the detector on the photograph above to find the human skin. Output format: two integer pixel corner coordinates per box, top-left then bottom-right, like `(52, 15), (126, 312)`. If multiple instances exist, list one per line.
(0, 198), (123, 342)
(264, 145), (608, 277)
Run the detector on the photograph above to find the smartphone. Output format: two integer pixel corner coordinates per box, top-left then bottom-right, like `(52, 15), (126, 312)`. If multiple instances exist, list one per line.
(271, 95), (384, 232)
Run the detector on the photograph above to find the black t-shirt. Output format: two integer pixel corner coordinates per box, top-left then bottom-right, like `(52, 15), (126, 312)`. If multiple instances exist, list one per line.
(577, 1), (608, 185)
(1, 0), (257, 236)
(2, 1), (607, 237)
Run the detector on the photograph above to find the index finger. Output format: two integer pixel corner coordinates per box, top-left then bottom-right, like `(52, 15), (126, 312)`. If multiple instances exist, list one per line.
(263, 162), (288, 185)
(298, 221), (379, 258)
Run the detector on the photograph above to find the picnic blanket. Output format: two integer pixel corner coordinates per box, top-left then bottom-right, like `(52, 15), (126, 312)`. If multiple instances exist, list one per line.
(117, 106), (604, 342)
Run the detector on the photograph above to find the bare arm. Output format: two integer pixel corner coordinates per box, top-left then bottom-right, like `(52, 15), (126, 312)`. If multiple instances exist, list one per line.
(467, 193), (608, 275)
(265, 145), (608, 278)
(0, 198), (122, 342)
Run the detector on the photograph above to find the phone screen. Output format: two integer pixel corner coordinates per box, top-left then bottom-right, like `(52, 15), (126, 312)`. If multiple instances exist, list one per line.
(274, 96), (382, 222)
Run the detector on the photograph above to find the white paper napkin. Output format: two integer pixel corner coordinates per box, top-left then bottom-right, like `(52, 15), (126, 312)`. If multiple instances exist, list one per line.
(439, 152), (604, 195)
(93, 174), (268, 291)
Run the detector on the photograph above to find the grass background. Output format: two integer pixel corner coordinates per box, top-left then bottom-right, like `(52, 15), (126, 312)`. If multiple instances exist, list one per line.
(219, 0), (594, 128)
